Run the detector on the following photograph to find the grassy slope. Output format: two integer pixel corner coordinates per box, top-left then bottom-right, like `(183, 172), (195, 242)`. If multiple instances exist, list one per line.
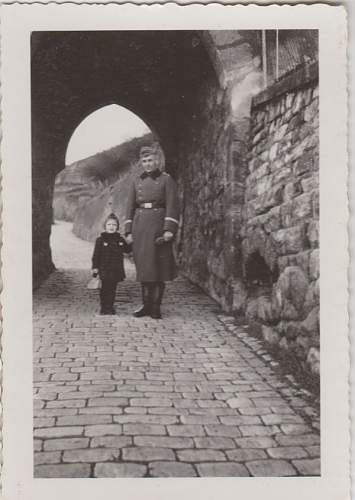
(53, 133), (155, 222)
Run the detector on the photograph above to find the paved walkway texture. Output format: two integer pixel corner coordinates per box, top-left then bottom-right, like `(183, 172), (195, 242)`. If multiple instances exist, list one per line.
(33, 221), (320, 478)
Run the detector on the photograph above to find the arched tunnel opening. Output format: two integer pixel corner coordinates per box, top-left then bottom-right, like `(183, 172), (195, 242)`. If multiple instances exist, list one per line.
(50, 103), (164, 273)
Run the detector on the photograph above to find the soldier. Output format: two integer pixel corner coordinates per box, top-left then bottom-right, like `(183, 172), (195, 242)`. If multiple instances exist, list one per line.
(124, 145), (180, 319)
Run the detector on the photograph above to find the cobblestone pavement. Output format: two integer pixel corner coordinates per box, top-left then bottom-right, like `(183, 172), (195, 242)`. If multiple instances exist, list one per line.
(33, 222), (320, 478)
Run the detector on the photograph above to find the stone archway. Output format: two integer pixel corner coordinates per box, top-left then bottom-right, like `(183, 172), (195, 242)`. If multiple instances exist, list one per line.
(31, 30), (219, 287)
(31, 30), (264, 314)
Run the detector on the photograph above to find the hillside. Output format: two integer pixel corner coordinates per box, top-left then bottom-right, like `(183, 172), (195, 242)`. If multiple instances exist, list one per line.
(53, 133), (155, 221)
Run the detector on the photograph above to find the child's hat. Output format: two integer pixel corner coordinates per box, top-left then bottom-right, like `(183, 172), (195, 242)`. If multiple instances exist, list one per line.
(104, 212), (119, 225)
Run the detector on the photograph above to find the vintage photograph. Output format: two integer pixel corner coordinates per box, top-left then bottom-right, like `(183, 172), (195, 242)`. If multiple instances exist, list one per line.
(31, 29), (321, 478)
(0, 3), (349, 499)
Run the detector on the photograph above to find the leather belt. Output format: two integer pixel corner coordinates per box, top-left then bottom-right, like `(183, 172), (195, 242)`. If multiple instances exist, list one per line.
(137, 202), (165, 209)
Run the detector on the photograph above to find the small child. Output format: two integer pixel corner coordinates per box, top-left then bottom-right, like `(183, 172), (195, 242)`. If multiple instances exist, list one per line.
(92, 213), (131, 315)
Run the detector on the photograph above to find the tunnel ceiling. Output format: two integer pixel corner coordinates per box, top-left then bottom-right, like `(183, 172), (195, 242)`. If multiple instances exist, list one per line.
(31, 30), (218, 172)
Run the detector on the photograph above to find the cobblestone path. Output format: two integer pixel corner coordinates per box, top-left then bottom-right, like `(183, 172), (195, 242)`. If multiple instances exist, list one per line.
(33, 222), (320, 478)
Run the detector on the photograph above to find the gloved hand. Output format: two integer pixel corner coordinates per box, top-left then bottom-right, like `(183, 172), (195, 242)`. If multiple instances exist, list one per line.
(163, 231), (174, 242)
(126, 234), (133, 245)
(92, 269), (99, 277)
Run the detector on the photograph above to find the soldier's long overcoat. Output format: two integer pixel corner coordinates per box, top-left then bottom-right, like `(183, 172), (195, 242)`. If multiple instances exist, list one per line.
(124, 169), (180, 282)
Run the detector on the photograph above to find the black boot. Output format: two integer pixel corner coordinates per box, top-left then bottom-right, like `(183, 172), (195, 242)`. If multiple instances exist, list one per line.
(150, 282), (165, 319)
(133, 283), (151, 317)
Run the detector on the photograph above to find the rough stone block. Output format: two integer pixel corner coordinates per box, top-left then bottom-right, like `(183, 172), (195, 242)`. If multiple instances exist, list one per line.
(90, 436), (132, 448)
(34, 463), (91, 478)
(305, 445), (320, 458)
(33, 417), (55, 428)
(226, 448), (267, 461)
(226, 397), (253, 409)
(239, 425), (279, 437)
(312, 190), (319, 217)
(274, 123), (288, 141)
(130, 397), (173, 407)
(115, 414), (178, 425)
(34, 440), (43, 451)
(248, 156), (264, 173)
(280, 424), (312, 435)
(275, 266), (309, 312)
(123, 423), (166, 436)
(287, 112), (304, 132)
(80, 406), (123, 415)
(57, 415), (112, 426)
(262, 326), (280, 345)
(235, 437), (277, 449)
(304, 99), (318, 122)
(205, 425), (242, 438)
(272, 226), (307, 255)
(219, 416), (261, 426)
(292, 458), (320, 475)
(309, 249), (319, 280)
(256, 176), (273, 197)
(122, 446), (175, 462)
(197, 462), (249, 477)
(267, 446), (307, 459)
(293, 192), (313, 221)
(84, 424), (122, 437)
(34, 426), (83, 439)
(304, 279), (320, 313)
(275, 433), (320, 447)
(301, 175), (318, 193)
(246, 459), (297, 476)
(255, 184), (284, 215)
(43, 438), (89, 451)
(239, 408), (271, 417)
(57, 390), (103, 400)
(94, 462), (147, 478)
(298, 123), (315, 141)
(180, 415), (219, 425)
(34, 451), (61, 465)
(306, 220), (319, 248)
(177, 449), (226, 462)
(134, 436), (194, 449)
(167, 424), (205, 437)
(301, 308), (319, 336)
(47, 399), (87, 409)
(280, 300), (299, 321)
(149, 461), (197, 477)
(194, 436), (236, 449)
(272, 166), (292, 186)
(63, 448), (120, 463)
(51, 373), (78, 382)
(293, 153), (314, 177)
(284, 181), (302, 202)
(307, 348), (320, 374)
(256, 298), (276, 324)
(88, 397), (128, 407)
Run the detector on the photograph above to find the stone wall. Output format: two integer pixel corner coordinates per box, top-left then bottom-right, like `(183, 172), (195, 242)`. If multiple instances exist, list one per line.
(177, 33), (263, 313)
(176, 80), (235, 311)
(241, 63), (319, 374)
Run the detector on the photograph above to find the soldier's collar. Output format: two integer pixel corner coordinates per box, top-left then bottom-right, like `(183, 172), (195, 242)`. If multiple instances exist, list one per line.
(140, 168), (161, 180)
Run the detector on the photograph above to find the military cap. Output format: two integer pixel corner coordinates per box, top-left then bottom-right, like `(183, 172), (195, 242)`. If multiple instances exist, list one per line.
(140, 145), (156, 158)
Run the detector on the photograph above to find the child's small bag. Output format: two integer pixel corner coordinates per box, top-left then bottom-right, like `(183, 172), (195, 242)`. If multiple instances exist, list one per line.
(87, 276), (102, 289)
